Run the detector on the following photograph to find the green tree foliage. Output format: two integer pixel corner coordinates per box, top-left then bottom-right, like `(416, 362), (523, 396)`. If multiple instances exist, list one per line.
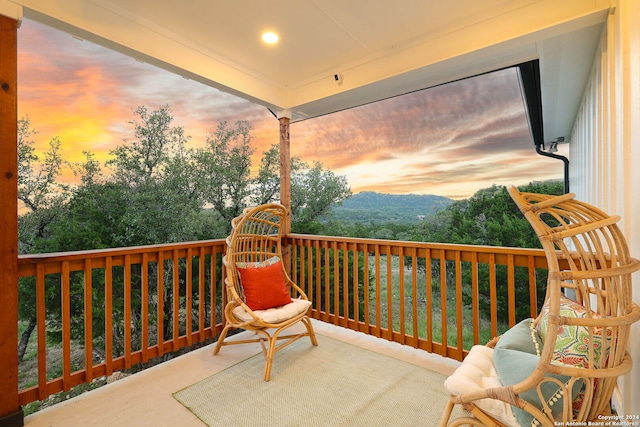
(410, 181), (564, 323)
(17, 117), (70, 253)
(252, 143), (281, 205)
(101, 105), (206, 246)
(107, 105), (190, 185)
(412, 182), (563, 248)
(17, 117), (68, 212)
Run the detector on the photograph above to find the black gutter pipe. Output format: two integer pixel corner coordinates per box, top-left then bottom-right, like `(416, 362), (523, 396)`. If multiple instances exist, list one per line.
(535, 143), (570, 194)
(518, 60), (570, 194)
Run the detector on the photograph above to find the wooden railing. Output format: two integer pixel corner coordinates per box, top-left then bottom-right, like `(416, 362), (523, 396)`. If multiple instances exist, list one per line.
(17, 240), (227, 406)
(16, 236), (550, 406)
(285, 235), (549, 361)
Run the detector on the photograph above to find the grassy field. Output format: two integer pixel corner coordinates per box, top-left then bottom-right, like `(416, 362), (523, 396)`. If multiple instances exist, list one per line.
(368, 255), (501, 349)
(18, 321), (106, 416)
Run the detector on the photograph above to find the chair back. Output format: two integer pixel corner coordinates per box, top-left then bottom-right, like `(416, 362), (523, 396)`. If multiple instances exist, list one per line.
(508, 186), (640, 420)
(223, 203), (288, 302)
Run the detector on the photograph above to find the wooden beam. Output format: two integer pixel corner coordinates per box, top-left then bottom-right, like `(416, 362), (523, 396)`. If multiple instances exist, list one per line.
(0, 12), (23, 427)
(278, 115), (291, 234)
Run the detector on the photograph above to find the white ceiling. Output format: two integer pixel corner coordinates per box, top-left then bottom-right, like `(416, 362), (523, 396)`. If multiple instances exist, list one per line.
(8, 0), (610, 141)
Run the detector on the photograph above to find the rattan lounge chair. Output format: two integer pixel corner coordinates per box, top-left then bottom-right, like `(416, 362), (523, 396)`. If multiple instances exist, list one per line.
(213, 203), (317, 381)
(440, 185), (640, 427)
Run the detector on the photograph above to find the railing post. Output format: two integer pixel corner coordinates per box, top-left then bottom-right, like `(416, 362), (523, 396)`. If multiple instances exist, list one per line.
(0, 7), (24, 427)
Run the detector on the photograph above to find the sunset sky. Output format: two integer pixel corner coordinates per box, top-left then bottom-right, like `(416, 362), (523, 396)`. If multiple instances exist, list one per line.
(17, 18), (568, 200)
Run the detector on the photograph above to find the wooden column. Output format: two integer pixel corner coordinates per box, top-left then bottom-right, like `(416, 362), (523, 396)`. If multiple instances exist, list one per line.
(278, 113), (291, 234)
(0, 11), (23, 427)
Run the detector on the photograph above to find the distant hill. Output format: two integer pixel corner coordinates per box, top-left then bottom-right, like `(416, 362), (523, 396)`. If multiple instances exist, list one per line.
(328, 191), (454, 223)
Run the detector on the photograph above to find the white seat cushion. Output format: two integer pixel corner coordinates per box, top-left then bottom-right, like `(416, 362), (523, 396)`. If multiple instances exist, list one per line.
(232, 298), (312, 324)
(444, 345), (519, 426)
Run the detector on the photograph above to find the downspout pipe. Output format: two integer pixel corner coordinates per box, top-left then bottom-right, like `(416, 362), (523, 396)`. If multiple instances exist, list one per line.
(536, 143), (570, 194)
(517, 60), (570, 194)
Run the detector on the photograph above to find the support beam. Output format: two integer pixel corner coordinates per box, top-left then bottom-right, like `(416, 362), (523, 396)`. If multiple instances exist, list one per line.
(278, 113), (291, 234)
(0, 11), (23, 427)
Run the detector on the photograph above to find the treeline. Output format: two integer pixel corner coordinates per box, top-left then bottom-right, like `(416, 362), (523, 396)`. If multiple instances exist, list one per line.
(328, 191), (454, 223)
(316, 181), (562, 246)
(18, 105), (351, 254)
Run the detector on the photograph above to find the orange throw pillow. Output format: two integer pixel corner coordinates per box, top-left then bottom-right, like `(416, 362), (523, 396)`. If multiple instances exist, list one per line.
(237, 260), (292, 310)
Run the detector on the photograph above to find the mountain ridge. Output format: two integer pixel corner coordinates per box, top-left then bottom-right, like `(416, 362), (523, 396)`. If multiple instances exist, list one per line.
(329, 191), (454, 223)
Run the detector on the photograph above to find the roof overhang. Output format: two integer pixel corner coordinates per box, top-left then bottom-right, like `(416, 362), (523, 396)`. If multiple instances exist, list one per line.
(5, 0), (609, 141)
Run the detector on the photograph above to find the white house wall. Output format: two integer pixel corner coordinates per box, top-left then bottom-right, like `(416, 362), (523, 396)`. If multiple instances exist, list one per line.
(569, 0), (640, 416)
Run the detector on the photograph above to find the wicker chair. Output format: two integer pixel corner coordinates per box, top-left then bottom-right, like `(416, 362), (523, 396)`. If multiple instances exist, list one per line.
(440, 185), (640, 427)
(212, 203), (318, 381)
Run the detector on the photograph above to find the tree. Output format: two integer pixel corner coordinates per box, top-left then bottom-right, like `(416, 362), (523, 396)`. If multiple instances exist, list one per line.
(107, 105), (190, 186)
(17, 117), (69, 213)
(105, 105), (206, 246)
(251, 143), (352, 233)
(252, 143), (281, 205)
(70, 151), (103, 187)
(290, 161), (352, 233)
(17, 116), (71, 362)
(195, 120), (255, 229)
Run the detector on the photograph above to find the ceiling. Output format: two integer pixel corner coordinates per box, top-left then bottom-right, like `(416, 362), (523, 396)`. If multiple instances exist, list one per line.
(7, 0), (609, 142)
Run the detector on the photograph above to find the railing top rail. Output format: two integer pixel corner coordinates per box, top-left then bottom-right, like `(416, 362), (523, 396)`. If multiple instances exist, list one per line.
(285, 233), (546, 256)
(18, 239), (227, 263)
(18, 235), (547, 264)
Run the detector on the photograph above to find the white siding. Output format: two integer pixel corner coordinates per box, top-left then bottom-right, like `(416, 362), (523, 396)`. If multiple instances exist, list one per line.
(569, 0), (640, 416)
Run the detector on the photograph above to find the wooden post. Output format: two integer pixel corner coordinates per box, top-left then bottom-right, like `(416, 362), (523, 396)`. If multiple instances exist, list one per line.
(0, 10), (24, 427)
(278, 112), (291, 234)
(278, 112), (292, 274)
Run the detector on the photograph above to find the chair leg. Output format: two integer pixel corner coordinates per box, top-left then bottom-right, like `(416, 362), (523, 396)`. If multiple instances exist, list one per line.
(263, 334), (277, 382)
(212, 324), (232, 355)
(439, 399), (456, 427)
(302, 317), (318, 346)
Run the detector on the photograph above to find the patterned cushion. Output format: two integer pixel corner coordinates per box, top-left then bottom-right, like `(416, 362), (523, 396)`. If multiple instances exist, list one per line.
(537, 295), (612, 416)
(537, 295), (608, 369)
(236, 256), (281, 269)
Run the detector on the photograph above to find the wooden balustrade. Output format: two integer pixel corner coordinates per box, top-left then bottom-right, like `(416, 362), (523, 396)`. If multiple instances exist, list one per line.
(17, 240), (227, 406)
(285, 235), (550, 361)
(16, 236), (550, 406)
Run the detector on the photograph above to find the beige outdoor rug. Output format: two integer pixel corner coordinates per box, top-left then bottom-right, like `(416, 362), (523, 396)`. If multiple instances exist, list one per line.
(173, 334), (463, 426)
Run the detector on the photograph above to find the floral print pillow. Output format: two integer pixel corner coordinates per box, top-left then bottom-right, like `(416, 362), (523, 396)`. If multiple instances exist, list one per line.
(537, 294), (610, 369)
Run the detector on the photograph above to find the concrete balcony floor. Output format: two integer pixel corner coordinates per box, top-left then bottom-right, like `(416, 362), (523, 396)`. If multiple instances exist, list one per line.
(23, 320), (460, 427)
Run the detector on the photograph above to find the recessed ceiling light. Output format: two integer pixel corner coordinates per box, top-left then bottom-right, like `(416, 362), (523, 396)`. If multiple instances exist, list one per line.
(262, 32), (279, 44)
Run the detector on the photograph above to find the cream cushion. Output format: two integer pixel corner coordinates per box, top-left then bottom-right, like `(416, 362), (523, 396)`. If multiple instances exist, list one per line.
(232, 298), (312, 324)
(444, 345), (519, 426)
